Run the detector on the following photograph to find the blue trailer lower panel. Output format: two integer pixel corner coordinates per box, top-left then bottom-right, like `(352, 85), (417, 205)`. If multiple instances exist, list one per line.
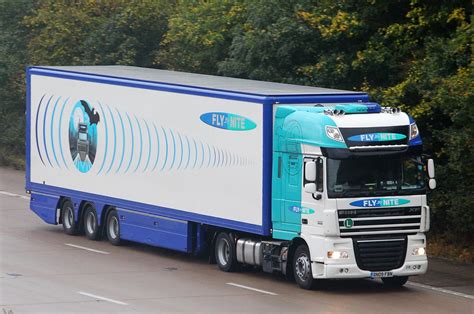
(30, 193), (60, 225)
(118, 208), (193, 253)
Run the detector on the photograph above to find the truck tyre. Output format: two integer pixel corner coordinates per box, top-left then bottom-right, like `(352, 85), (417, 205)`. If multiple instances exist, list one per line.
(382, 276), (409, 287)
(293, 244), (315, 290)
(106, 210), (121, 246)
(61, 199), (79, 235)
(83, 205), (100, 241)
(215, 232), (239, 272)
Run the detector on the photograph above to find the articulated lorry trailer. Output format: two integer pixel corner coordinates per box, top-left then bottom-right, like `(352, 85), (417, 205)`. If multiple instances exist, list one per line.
(26, 66), (436, 289)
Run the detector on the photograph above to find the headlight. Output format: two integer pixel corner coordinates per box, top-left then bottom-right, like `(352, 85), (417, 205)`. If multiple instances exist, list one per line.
(326, 126), (344, 142)
(412, 247), (426, 256)
(327, 250), (349, 259)
(409, 123), (419, 140)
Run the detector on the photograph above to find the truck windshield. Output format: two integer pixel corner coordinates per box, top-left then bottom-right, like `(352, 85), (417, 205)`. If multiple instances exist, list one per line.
(327, 156), (425, 198)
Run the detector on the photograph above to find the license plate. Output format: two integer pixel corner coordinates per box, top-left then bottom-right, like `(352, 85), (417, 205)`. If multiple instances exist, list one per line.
(370, 271), (393, 278)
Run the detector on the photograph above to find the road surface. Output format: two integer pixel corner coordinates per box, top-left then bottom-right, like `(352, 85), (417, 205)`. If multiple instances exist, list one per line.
(1, 168), (473, 313)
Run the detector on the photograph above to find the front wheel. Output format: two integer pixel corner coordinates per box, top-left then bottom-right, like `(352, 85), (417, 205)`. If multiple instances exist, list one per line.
(215, 232), (239, 272)
(106, 210), (121, 246)
(293, 244), (315, 290)
(382, 276), (409, 287)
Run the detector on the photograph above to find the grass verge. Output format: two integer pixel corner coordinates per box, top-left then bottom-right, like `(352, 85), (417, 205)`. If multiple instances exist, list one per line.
(427, 235), (474, 263)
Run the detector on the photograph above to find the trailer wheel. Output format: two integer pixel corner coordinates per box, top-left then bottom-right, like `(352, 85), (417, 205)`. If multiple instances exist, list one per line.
(83, 205), (101, 241)
(382, 276), (409, 287)
(215, 232), (239, 272)
(61, 199), (79, 235)
(293, 244), (315, 290)
(106, 210), (121, 246)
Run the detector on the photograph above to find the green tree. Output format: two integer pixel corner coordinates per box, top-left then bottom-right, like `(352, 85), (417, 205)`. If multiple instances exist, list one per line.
(25, 0), (173, 66)
(0, 0), (472, 244)
(156, 0), (246, 74)
(0, 0), (34, 168)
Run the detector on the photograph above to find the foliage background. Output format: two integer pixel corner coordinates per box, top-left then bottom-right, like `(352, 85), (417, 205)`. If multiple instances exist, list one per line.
(0, 0), (472, 253)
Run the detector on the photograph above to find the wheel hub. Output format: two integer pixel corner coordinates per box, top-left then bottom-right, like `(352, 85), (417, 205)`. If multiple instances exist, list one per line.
(64, 207), (73, 228)
(86, 212), (95, 234)
(109, 216), (119, 239)
(217, 238), (230, 266)
(295, 254), (310, 281)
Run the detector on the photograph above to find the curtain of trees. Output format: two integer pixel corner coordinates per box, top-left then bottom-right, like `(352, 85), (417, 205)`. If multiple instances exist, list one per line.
(0, 0), (471, 242)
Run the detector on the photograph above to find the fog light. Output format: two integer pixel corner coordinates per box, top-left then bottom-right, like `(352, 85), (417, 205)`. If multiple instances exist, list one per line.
(412, 247), (426, 256)
(328, 251), (349, 259)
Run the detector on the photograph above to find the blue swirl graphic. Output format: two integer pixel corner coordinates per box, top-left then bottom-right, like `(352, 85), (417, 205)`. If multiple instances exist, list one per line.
(192, 138), (198, 169)
(35, 94), (47, 166)
(177, 132), (183, 170)
(58, 97), (70, 169)
(169, 129), (176, 170)
(212, 145), (217, 168)
(160, 126), (168, 171)
(96, 103), (108, 175)
(200, 141), (205, 168)
(143, 119), (152, 172)
(124, 113), (134, 173)
(42, 96), (54, 167)
(184, 136), (191, 169)
(134, 116), (143, 172)
(151, 123), (160, 172)
(105, 105), (117, 175)
(50, 96), (61, 168)
(115, 108), (126, 174)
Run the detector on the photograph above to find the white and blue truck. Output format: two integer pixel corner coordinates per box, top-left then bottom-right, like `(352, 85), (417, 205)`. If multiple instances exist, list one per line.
(26, 66), (436, 289)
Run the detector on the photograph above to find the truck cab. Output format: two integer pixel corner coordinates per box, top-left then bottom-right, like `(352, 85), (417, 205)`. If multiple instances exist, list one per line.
(271, 102), (435, 288)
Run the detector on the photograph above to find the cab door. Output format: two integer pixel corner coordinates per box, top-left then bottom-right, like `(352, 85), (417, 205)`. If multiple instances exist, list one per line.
(282, 153), (303, 226)
(272, 152), (303, 238)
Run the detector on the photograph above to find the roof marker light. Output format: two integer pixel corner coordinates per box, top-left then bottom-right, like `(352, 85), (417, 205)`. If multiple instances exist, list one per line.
(381, 107), (401, 114)
(324, 109), (345, 116)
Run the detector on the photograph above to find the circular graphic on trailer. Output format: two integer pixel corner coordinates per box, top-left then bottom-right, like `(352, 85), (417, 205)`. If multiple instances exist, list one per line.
(68, 100), (100, 173)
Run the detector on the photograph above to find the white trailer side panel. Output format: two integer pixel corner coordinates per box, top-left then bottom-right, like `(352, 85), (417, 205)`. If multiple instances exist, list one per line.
(29, 74), (264, 227)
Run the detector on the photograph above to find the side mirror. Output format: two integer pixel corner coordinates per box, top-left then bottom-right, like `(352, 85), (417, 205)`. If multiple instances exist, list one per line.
(427, 159), (435, 178)
(305, 161), (316, 182)
(304, 183), (317, 193)
(429, 178), (436, 190)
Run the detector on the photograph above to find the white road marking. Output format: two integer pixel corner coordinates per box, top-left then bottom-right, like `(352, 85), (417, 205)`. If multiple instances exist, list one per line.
(407, 281), (474, 300)
(2, 189), (472, 302)
(65, 243), (110, 255)
(0, 190), (30, 200)
(78, 291), (128, 305)
(226, 282), (278, 296)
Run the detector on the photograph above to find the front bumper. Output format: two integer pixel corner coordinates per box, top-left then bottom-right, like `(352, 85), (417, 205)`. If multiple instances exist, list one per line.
(318, 258), (427, 279)
(307, 233), (428, 279)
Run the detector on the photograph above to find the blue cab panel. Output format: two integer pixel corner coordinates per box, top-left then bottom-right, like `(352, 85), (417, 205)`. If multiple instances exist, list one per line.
(30, 193), (60, 224)
(118, 208), (193, 253)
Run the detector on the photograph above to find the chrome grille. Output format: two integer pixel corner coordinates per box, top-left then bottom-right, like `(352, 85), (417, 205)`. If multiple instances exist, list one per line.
(338, 207), (421, 236)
